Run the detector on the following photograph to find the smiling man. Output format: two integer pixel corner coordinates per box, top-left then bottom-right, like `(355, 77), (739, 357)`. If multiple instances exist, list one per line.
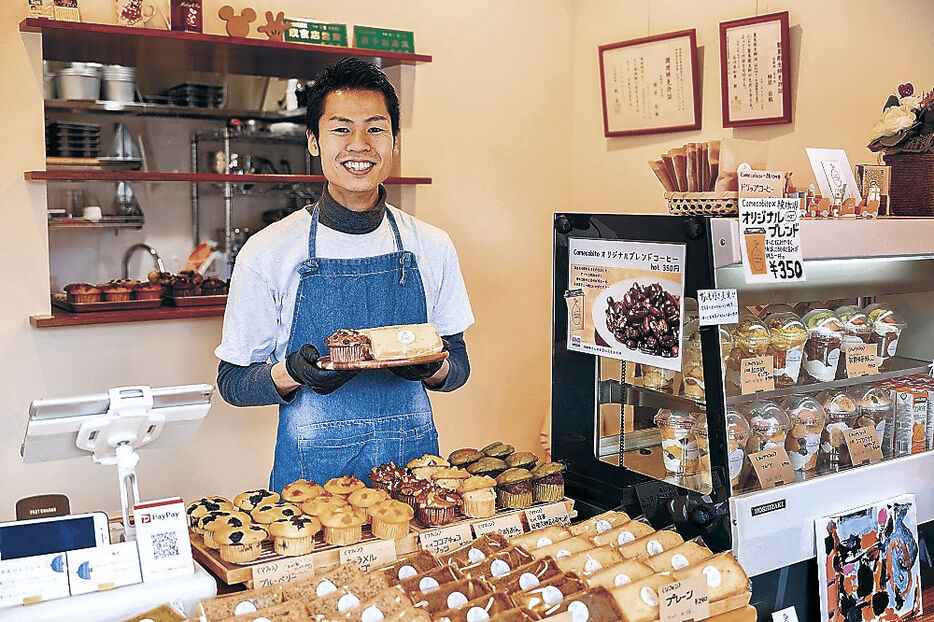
(214, 58), (474, 490)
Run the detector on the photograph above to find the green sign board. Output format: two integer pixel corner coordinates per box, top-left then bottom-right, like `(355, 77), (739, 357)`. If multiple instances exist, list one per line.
(284, 19), (348, 47)
(354, 26), (415, 53)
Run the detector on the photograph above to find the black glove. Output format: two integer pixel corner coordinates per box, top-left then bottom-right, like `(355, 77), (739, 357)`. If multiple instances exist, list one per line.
(389, 340), (450, 382)
(285, 344), (359, 395)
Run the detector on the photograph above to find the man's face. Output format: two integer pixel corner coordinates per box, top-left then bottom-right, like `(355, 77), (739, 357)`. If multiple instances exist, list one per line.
(308, 89), (397, 211)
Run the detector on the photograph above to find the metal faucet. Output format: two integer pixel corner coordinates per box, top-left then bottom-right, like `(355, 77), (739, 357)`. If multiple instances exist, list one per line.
(123, 243), (165, 278)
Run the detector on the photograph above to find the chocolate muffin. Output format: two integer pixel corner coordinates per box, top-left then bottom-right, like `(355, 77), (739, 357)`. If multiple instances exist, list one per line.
(169, 274), (199, 297)
(132, 280), (161, 300)
(325, 328), (372, 363)
(395, 474), (430, 509)
(369, 462), (408, 493)
(415, 485), (460, 527)
(200, 276), (228, 296)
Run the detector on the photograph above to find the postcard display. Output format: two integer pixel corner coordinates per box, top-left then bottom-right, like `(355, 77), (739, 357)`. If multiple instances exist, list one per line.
(552, 212), (934, 618)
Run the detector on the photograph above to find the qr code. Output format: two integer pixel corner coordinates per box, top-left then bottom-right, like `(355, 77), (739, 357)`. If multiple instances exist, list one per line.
(151, 531), (179, 559)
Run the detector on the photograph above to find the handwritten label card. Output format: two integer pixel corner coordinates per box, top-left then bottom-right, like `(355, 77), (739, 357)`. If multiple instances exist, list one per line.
(846, 343), (879, 378)
(844, 427), (884, 465)
(524, 502), (571, 531)
(420, 523), (473, 556)
(659, 575), (710, 622)
(339, 539), (396, 572)
(251, 553), (315, 588)
(741, 356), (775, 394)
(739, 170), (784, 198)
(749, 448), (795, 489)
(472, 513), (524, 539)
(698, 289), (739, 326)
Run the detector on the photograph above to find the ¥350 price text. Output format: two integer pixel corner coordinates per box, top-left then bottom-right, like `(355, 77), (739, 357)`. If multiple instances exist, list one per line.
(769, 260), (803, 280)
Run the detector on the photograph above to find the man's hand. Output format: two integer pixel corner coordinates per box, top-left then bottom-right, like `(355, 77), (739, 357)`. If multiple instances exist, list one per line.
(389, 340), (450, 384)
(285, 344), (359, 395)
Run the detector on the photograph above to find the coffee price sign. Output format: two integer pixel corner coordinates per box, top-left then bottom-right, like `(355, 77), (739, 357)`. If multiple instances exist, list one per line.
(567, 238), (686, 372)
(737, 171), (806, 285)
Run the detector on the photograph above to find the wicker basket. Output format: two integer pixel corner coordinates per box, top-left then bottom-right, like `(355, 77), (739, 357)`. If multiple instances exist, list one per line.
(666, 191), (739, 216)
(883, 150), (934, 216)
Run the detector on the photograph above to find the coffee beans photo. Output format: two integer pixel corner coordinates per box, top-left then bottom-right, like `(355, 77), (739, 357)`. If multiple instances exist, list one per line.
(605, 282), (681, 357)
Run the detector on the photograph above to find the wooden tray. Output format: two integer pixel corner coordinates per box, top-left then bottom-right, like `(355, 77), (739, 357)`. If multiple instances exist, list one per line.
(318, 351), (448, 371)
(51, 294), (161, 313)
(161, 294), (227, 307)
(191, 526), (419, 586)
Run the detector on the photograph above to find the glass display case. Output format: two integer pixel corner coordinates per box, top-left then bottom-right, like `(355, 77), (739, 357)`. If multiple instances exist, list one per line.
(552, 213), (934, 617)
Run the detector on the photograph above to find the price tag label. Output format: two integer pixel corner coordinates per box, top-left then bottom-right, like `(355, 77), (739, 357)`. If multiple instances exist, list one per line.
(698, 289), (739, 326)
(659, 575), (710, 622)
(251, 553), (315, 588)
(420, 523), (473, 556)
(472, 513), (524, 539)
(339, 539), (396, 572)
(524, 502), (571, 531)
(741, 356), (775, 394)
(846, 343), (879, 378)
(749, 448), (796, 489)
(738, 191), (806, 285)
(844, 426), (884, 465)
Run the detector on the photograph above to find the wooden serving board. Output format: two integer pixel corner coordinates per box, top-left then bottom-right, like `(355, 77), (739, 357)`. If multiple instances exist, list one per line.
(408, 497), (576, 533)
(190, 527), (418, 586)
(318, 351), (448, 371)
(51, 294), (161, 313)
(161, 294), (227, 307)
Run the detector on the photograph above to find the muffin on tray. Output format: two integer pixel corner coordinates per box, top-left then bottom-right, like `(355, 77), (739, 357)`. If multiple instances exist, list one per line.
(495, 468), (534, 509)
(99, 281), (133, 302)
(251, 502), (301, 525)
(64, 282), (102, 304)
(530, 462), (566, 503)
(281, 478), (325, 504)
(233, 489), (280, 512)
(457, 475), (497, 518)
(323, 475), (366, 497)
(369, 462), (408, 494)
(320, 506), (367, 546)
(268, 515), (321, 556)
(132, 280), (161, 300)
(215, 524), (267, 564)
(369, 500), (415, 540)
(431, 467), (471, 490)
(415, 485), (460, 527)
(448, 448), (484, 468)
(407, 454), (450, 480)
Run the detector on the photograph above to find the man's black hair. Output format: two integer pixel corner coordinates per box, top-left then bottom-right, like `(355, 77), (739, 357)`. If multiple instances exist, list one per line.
(305, 57), (400, 140)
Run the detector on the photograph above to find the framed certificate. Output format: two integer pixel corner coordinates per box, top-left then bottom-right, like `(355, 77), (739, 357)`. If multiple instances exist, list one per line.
(719, 11), (792, 127)
(598, 29), (701, 137)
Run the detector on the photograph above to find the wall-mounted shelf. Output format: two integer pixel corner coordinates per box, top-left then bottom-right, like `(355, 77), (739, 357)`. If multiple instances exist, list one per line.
(30, 305), (225, 328)
(45, 99), (307, 121)
(48, 216), (144, 230)
(20, 19), (431, 80)
(25, 171), (431, 185)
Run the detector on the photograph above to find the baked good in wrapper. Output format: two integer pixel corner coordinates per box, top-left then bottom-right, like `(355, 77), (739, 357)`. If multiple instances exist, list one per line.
(395, 473), (431, 509)
(280, 478), (325, 503)
(765, 311), (808, 387)
(671, 552), (750, 602)
(283, 564), (363, 600)
(850, 385), (891, 449)
(817, 389), (859, 470)
(585, 559), (655, 589)
(399, 565), (463, 595)
(609, 572), (671, 622)
(725, 316), (771, 389)
(743, 400), (790, 454)
(530, 461), (565, 503)
(250, 502), (300, 524)
(186, 496), (233, 527)
(495, 468), (534, 509)
(268, 515), (321, 556)
(344, 587), (413, 622)
(458, 475), (497, 518)
(513, 572), (588, 616)
(348, 487), (391, 518)
(198, 585), (283, 621)
(488, 557), (563, 592)
(543, 585), (626, 621)
(380, 550), (440, 585)
(325, 328), (372, 363)
(645, 539), (713, 572)
(865, 303), (907, 370)
(416, 485), (461, 526)
(435, 592), (516, 622)
(590, 519), (656, 548)
(555, 546), (623, 576)
(529, 536), (592, 561)
(132, 280), (161, 300)
(616, 529), (684, 560)
(725, 410), (751, 487)
(461, 547), (534, 580)
(654, 409), (699, 476)
(325, 323), (443, 363)
(439, 533), (512, 569)
(368, 499), (414, 540)
(782, 395), (827, 472)
(64, 282), (102, 304)
(512, 525), (571, 551)
(200, 511), (252, 549)
(570, 510), (630, 538)
(319, 506), (366, 546)
(682, 321), (706, 400)
(233, 489), (279, 512)
(214, 524), (268, 564)
(410, 577), (492, 615)
(802, 309), (845, 382)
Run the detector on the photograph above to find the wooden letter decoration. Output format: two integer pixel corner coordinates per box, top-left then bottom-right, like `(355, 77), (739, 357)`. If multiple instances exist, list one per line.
(218, 5), (256, 38)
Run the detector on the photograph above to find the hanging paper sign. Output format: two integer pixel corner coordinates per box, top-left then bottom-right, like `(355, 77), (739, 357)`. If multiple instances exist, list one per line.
(698, 288), (739, 326)
(567, 238), (686, 371)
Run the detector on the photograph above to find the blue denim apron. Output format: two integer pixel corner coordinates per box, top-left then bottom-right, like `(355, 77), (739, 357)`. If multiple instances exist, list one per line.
(269, 205), (439, 492)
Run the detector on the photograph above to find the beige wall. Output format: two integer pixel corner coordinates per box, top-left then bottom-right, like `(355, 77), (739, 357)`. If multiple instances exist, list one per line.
(570, 0), (934, 212)
(0, 1), (572, 520)
(2, 0), (931, 521)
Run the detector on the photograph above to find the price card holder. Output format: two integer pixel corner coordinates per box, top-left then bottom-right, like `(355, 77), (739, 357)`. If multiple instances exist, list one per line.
(0, 552), (70, 607)
(741, 356), (775, 394)
(66, 541), (142, 596)
(697, 289), (739, 326)
(659, 575), (710, 622)
(749, 448), (796, 489)
(472, 513), (524, 539)
(846, 343), (879, 378)
(844, 427), (884, 465)
(524, 502), (571, 531)
(339, 539), (396, 572)
(251, 553), (315, 588)
(420, 523), (473, 556)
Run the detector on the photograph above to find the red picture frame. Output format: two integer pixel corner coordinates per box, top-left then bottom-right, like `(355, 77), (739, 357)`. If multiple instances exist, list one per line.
(719, 11), (792, 127)
(598, 29), (701, 137)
